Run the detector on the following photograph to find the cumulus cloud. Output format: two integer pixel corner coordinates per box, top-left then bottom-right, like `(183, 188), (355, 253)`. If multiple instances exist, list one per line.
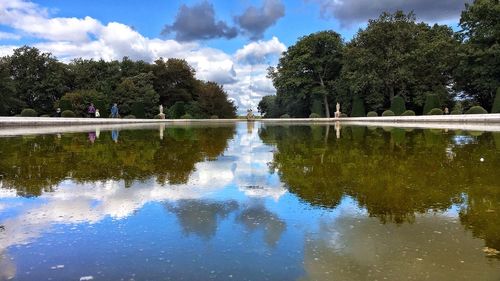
(0, 31), (20, 40)
(235, 0), (285, 40)
(162, 1), (238, 41)
(235, 36), (286, 64)
(309, 0), (471, 26)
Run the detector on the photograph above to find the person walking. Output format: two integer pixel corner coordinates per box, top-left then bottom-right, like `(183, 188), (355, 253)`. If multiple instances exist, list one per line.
(111, 103), (119, 118)
(88, 103), (96, 118)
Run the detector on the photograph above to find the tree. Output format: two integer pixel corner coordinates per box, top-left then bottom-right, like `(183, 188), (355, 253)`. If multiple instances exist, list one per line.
(152, 58), (198, 107)
(258, 95), (282, 118)
(197, 82), (237, 118)
(455, 0), (500, 109)
(268, 31), (344, 117)
(113, 72), (159, 118)
(0, 58), (20, 115)
(7, 46), (68, 114)
(343, 11), (459, 113)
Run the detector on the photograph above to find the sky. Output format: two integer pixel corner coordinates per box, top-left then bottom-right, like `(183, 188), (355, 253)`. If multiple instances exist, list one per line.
(0, 0), (470, 113)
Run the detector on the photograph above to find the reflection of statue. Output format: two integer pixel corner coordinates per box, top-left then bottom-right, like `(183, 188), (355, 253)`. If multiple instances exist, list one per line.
(335, 121), (341, 139)
(247, 120), (255, 134)
(335, 102), (341, 118)
(158, 105), (166, 119)
(159, 124), (165, 140)
(246, 109), (255, 121)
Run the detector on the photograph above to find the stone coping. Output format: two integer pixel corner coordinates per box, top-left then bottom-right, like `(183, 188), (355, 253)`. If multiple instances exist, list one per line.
(1, 113), (500, 126)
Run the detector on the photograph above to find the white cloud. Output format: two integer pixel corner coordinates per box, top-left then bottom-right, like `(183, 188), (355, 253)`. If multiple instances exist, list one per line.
(0, 0), (285, 114)
(0, 31), (20, 40)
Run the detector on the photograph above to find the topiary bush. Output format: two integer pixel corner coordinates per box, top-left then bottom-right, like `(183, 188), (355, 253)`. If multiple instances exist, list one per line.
(390, 96), (406, 115)
(492, 88), (500, 113)
(20, 108), (37, 117)
(210, 115), (219, 119)
(351, 97), (365, 117)
(367, 111), (378, 117)
(401, 110), (415, 116)
(466, 106), (488, 114)
(180, 113), (193, 119)
(131, 102), (145, 119)
(428, 108), (443, 115)
(340, 113), (348, 117)
(40, 114), (50, 117)
(280, 114), (290, 118)
(309, 113), (321, 118)
(124, 115), (136, 119)
(61, 110), (76, 117)
(382, 110), (395, 116)
(423, 94), (440, 115)
(450, 110), (462, 115)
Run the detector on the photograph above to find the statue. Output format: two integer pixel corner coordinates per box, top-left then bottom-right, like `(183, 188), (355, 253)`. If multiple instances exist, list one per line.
(158, 104), (166, 119)
(335, 102), (341, 118)
(246, 108), (255, 121)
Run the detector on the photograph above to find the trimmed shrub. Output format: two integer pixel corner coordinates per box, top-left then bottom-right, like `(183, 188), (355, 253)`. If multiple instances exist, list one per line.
(401, 110), (415, 116)
(367, 111), (378, 117)
(124, 115), (136, 119)
(40, 114), (50, 117)
(309, 113), (321, 118)
(61, 110), (76, 117)
(59, 99), (72, 112)
(340, 113), (348, 117)
(20, 108), (37, 117)
(423, 94), (440, 115)
(428, 108), (443, 115)
(351, 97), (365, 117)
(131, 102), (145, 119)
(180, 113), (193, 119)
(390, 96), (406, 115)
(466, 106), (488, 114)
(210, 115), (219, 119)
(280, 114), (290, 118)
(492, 88), (500, 113)
(382, 110), (395, 116)
(450, 110), (462, 115)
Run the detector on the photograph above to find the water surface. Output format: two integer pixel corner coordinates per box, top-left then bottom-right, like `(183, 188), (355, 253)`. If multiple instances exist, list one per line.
(0, 122), (499, 281)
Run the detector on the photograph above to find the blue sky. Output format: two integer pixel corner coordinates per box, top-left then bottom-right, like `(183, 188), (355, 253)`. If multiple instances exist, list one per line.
(0, 0), (468, 113)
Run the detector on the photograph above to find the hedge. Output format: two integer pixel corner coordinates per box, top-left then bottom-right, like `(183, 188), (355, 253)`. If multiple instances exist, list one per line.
(61, 110), (76, 117)
(382, 110), (395, 116)
(20, 108), (37, 117)
(367, 111), (378, 117)
(390, 96), (406, 115)
(428, 108), (443, 115)
(466, 106), (488, 114)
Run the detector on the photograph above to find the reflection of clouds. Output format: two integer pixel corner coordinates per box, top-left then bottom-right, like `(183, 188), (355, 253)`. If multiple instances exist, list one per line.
(0, 252), (16, 281)
(299, 202), (500, 281)
(166, 200), (238, 239)
(236, 202), (286, 248)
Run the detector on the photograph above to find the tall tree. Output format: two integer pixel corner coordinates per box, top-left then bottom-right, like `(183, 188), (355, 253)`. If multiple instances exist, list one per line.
(0, 58), (20, 115)
(197, 81), (237, 118)
(268, 31), (344, 117)
(455, 0), (500, 109)
(7, 46), (68, 114)
(343, 12), (459, 112)
(152, 58), (198, 107)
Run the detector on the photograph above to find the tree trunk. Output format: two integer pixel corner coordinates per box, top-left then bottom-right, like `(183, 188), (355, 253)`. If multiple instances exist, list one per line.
(319, 76), (330, 118)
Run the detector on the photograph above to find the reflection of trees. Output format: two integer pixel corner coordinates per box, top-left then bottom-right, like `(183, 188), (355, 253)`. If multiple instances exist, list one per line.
(0, 125), (235, 196)
(260, 125), (500, 252)
(165, 199), (286, 248)
(299, 215), (500, 281)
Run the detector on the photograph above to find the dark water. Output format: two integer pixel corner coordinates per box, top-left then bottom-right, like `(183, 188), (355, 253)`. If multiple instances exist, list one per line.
(0, 122), (499, 281)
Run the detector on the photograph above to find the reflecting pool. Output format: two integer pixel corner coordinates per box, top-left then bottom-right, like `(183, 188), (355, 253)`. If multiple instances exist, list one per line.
(0, 122), (499, 281)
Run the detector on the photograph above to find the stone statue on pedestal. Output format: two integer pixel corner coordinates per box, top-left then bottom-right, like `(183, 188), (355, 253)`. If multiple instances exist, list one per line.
(158, 104), (166, 119)
(335, 102), (341, 118)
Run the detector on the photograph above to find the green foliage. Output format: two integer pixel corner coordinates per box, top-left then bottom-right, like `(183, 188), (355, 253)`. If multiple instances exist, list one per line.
(169, 101), (186, 119)
(455, 0), (500, 110)
(309, 113), (321, 118)
(340, 113), (348, 117)
(351, 97), (365, 117)
(492, 88), (500, 113)
(450, 110), (462, 115)
(428, 108), (444, 115)
(466, 105), (488, 114)
(390, 96), (406, 115)
(423, 94), (440, 115)
(210, 115), (219, 119)
(197, 82), (237, 118)
(268, 30), (344, 117)
(280, 114), (290, 118)
(131, 102), (145, 119)
(40, 114), (50, 117)
(401, 110), (416, 116)
(258, 95), (282, 118)
(343, 11), (459, 112)
(59, 99), (72, 112)
(382, 110), (395, 116)
(124, 115), (136, 119)
(20, 108), (37, 117)
(310, 98), (324, 117)
(61, 110), (76, 117)
(367, 111), (378, 117)
(181, 113), (193, 119)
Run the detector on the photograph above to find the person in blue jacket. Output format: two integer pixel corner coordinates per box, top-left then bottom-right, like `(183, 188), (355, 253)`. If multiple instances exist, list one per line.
(111, 103), (119, 118)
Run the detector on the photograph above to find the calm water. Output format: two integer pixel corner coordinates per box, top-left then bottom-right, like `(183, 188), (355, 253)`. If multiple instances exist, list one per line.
(0, 122), (499, 281)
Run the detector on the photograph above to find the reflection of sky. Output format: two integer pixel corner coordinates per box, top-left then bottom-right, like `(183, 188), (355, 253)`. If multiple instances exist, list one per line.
(0, 123), (499, 281)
